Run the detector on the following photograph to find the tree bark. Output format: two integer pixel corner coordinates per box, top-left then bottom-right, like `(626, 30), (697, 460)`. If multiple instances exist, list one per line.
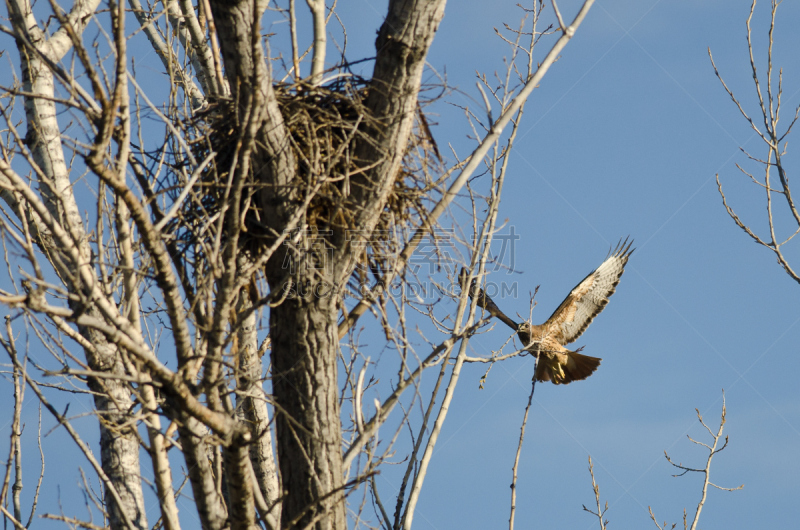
(223, 443), (258, 530)
(348, 0), (448, 240)
(6, 1), (149, 528)
(235, 278), (281, 522)
(175, 416), (229, 530)
(269, 277), (345, 530)
(89, 346), (148, 530)
(205, 2), (447, 529)
(207, 0), (296, 230)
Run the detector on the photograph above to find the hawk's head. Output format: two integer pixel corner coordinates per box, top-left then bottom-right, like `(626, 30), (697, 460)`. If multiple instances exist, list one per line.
(516, 322), (532, 344)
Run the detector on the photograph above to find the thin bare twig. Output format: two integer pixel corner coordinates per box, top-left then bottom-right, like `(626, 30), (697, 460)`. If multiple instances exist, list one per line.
(509, 372), (536, 530)
(582, 456), (609, 530)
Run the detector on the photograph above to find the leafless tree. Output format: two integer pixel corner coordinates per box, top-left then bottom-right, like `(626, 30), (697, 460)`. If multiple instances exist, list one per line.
(0, 0), (594, 529)
(712, 0), (800, 284)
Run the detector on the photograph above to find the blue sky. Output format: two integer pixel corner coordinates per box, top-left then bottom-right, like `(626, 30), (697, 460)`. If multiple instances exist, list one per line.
(3, 0), (800, 528)
(363, 0), (800, 528)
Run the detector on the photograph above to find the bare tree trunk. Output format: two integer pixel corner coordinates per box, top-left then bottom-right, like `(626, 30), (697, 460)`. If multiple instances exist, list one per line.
(6, 0), (148, 527)
(175, 416), (228, 530)
(206, 0), (343, 526)
(89, 349), (148, 530)
(207, 1), (447, 528)
(349, 0), (448, 224)
(269, 275), (345, 529)
(234, 273), (281, 522)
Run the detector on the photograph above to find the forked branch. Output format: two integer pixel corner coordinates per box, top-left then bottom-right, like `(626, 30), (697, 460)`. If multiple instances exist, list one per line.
(582, 456), (609, 530)
(649, 391), (742, 530)
(712, 0), (800, 285)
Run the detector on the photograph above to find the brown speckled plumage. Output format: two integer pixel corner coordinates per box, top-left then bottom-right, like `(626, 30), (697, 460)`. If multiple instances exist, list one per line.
(461, 238), (633, 384)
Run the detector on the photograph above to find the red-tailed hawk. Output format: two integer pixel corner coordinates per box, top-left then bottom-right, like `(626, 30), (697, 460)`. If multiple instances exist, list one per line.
(460, 238), (633, 384)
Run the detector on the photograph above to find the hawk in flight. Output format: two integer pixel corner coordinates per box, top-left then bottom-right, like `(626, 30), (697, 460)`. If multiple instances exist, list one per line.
(460, 238), (634, 384)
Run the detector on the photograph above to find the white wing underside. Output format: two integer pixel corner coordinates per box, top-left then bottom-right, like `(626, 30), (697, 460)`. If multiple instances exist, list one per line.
(546, 239), (633, 344)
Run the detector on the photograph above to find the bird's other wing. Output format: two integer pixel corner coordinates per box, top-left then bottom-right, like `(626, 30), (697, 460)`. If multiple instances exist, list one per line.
(543, 238), (634, 345)
(458, 267), (519, 331)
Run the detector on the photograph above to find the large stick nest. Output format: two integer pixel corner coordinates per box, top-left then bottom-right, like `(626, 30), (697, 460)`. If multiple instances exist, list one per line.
(164, 77), (443, 287)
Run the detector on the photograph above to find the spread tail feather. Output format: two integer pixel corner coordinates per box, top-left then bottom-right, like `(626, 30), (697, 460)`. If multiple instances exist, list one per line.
(536, 350), (601, 385)
(564, 350), (601, 383)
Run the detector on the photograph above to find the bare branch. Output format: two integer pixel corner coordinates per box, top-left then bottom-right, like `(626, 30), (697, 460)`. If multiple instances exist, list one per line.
(509, 376), (537, 530)
(658, 392), (742, 530)
(305, 0), (327, 85)
(582, 456), (609, 530)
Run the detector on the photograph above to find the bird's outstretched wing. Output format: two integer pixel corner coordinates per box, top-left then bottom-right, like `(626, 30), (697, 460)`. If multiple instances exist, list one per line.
(544, 238), (634, 345)
(458, 268), (519, 331)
